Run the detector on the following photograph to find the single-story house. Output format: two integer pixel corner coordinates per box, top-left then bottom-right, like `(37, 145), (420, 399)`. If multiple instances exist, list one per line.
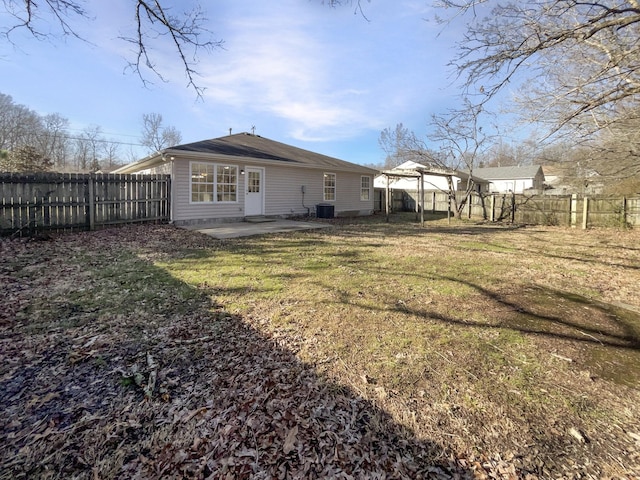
(472, 165), (545, 193)
(113, 132), (377, 225)
(374, 160), (489, 192)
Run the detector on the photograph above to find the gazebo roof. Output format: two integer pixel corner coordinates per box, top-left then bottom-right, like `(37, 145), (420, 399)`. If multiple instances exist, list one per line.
(380, 167), (458, 178)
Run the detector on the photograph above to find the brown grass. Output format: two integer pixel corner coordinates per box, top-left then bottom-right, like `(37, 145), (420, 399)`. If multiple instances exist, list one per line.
(1, 214), (640, 479)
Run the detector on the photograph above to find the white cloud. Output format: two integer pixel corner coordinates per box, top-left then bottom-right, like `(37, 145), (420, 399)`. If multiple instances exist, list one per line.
(194, 5), (399, 142)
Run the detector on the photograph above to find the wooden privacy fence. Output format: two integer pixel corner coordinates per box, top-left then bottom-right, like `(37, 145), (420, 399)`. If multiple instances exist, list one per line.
(0, 173), (171, 236)
(379, 189), (640, 228)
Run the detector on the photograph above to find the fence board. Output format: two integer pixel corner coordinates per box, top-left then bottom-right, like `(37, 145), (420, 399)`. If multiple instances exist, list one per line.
(376, 188), (640, 228)
(0, 173), (170, 236)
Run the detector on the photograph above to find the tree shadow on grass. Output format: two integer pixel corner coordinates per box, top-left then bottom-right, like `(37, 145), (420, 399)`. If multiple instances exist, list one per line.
(328, 265), (640, 388)
(0, 240), (470, 479)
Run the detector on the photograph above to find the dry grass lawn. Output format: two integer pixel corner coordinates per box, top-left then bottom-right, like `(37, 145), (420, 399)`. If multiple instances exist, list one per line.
(1, 213), (640, 479)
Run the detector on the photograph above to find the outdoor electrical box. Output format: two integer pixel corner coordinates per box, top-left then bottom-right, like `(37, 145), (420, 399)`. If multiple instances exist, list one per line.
(301, 185), (306, 194)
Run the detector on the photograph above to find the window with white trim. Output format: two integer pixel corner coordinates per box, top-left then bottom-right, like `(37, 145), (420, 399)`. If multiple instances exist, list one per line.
(360, 176), (371, 201)
(191, 163), (214, 203)
(216, 165), (238, 202)
(190, 162), (238, 203)
(323, 173), (336, 201)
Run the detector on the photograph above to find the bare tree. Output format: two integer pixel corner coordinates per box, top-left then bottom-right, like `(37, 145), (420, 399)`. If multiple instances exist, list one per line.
(38, 113), (70, 170)
(436, 1), (640, 136)
(429, 101), (494, 217)
(140, 113), (182, 153)
(324, 0), (370, 18)
(1, 1), (224, 96)
(480, 138), (537, 168)
(378, 123), (424, 168)
(73, 137), (90, 172)
(102, 140), (122, 171)
(0, 93), (41, 151)
(71, 125), (103, 171)
(581, 113), (640, 193)
(379, 101), (493, 218)
(379, 123), (440, 168)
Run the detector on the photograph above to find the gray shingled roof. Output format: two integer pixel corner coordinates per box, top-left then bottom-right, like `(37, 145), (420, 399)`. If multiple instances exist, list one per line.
(171, 134), (298, 163)
(114, 133), (377, 174)
(473, 165), (543, 180)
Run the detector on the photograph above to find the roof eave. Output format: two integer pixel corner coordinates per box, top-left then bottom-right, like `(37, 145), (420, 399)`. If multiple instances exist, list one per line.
(112, 151), (165, 174)
(159, 150), (379, 174)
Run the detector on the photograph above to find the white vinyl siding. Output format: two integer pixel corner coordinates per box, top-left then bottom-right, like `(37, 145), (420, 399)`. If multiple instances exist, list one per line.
(173, 161), (243, 222)
(173, 161), (374, 223)
(323, 173), (336, 202)
(488, 178), (534, 193)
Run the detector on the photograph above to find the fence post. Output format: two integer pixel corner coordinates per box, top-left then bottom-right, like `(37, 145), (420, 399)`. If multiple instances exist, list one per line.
(88, 175), (95, 231)
(490, 194), (495, 222)
(419, 172), (425, 227)
(582, 196), (589, 230)
(622, 196), (628, 227)
(510, 192), (516, 223)
(571, 194), (578, 228)
(385, 175), (390, 222)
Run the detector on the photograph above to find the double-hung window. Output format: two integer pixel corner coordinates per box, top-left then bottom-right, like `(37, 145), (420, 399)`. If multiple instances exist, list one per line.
(360, 176), (371, 201)
(216, 165), (237, 202)
(191, 162), (237, 203)
(191, 163), (215, 203)
(323, 173), (336, 202)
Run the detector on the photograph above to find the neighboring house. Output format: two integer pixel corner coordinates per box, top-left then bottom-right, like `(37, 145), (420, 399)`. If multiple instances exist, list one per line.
(542, 164), (604, 195)
(374, 160), (490, 192)
(541, 164), (572, 194)
(472, 165), (545, 193)
(113, 132), (377, 225)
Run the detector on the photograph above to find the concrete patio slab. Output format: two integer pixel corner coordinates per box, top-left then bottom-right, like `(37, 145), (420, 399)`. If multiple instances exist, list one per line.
(179, 219), (332, 239)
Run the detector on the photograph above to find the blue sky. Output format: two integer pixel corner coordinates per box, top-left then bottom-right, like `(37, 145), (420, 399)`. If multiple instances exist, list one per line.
(1, 0), (498, 166)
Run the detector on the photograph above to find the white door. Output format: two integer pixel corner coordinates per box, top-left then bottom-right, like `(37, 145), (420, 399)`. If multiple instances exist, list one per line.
(245, 167), (264, 216)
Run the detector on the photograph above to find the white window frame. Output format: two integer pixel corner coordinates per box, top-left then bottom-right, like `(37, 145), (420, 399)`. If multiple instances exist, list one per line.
(190, 162), (215, 203)
(360, 175), (371, 201)
(216, 164), (238, 203)
(190, 161), (238, 204)
(323, 172), (336, 202)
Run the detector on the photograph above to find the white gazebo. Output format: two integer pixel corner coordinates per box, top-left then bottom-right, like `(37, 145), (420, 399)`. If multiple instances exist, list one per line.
(378, 165), (458, 225)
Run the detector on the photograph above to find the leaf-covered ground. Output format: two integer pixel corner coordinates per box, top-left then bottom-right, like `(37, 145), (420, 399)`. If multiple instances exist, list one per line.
(1, 216), (640, 479)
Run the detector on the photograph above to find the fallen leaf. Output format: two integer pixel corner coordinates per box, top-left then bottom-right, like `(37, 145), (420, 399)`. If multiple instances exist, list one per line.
(569, 427), (587, 443)
(283, 425), (298, 454)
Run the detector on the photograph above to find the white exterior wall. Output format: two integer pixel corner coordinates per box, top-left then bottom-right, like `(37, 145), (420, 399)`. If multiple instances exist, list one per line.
(171, 159), (374, 223)
(263, 167), (373, 217)
(262, 165), (318, 217)
(332, 171), (374, 216)
(488, 178), (534, 193)
(172, 159), (245, 223)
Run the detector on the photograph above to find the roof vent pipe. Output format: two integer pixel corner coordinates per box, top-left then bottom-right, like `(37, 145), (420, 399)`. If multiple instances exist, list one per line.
(229, 128), (232, 136)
